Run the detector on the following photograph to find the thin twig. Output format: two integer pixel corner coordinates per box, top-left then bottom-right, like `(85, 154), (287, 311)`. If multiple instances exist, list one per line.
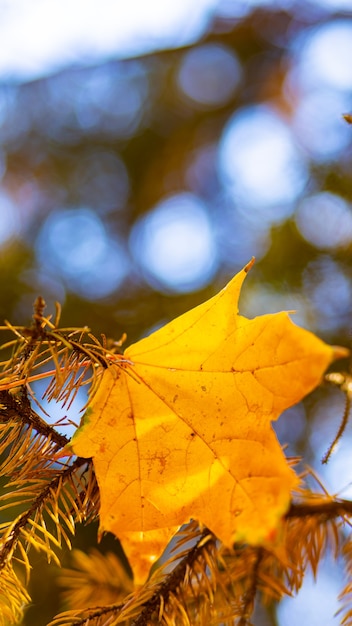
(322, 392), (351, 464)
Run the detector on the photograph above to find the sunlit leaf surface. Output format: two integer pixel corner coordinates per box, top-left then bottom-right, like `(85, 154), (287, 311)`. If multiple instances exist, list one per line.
(71, 261), (334, 581)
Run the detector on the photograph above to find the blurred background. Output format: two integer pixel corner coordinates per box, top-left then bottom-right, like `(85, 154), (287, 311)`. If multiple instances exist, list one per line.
(0, 0), (352, 623)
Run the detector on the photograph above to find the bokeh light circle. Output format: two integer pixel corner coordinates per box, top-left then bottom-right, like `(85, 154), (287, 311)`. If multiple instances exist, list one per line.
(218, 105), (307, 217)
(295, 20), (352, 92)
(302, 257), (352, 332)
(129, 193), (218, 293)
(292, 89), (352, 161)
(36, 208), (129, 299)
(295, 192), (352, 250)
(177, 43), (241, 108)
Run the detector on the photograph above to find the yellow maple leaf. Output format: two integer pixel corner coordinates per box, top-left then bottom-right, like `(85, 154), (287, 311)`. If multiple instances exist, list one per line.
(70, 260), (338, 582)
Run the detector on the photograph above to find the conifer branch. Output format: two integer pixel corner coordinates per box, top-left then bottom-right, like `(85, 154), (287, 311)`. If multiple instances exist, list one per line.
(49, 526), (217, 626)
(0, 388), (70, 450)
(1, 301), (351, 625)
(287, 499), (352, 519)
(48, 603), (127, 626)
(0, 457), (89, 569)
(131, 529), (216, 626)
(237, 548), (264, 625)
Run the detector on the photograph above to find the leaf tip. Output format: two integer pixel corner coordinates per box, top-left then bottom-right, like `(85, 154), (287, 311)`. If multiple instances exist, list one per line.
(331, 345), (350, 361)
(53, 446), (75, 460)
(244, 257), (256, 274)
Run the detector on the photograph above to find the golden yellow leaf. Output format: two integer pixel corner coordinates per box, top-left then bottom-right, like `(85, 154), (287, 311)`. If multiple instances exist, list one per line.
(70, 260), (338, 582)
